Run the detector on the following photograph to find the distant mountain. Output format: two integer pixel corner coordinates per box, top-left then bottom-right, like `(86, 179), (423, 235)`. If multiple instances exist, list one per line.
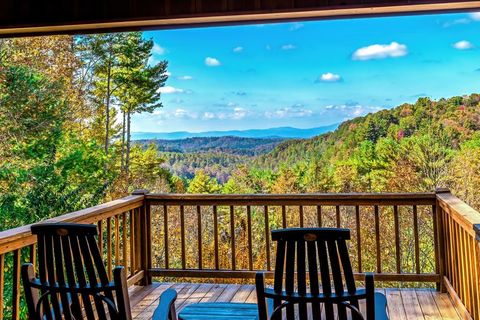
(136, 136), (285, 156)
(131, 124), (339, 140)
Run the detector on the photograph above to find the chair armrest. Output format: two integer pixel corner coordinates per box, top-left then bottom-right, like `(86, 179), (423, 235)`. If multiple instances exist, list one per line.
(152, 288), (178, 320)
(365, 272), (375, 320)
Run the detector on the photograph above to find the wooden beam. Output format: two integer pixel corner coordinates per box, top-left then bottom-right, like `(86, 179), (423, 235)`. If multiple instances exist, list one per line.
(0, 1), (479, 37)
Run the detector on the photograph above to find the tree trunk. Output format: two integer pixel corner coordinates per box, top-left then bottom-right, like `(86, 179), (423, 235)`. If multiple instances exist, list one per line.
(125, 110), (131, 175)
(105, 60), (112, 155)
(121, 110), (126, 171)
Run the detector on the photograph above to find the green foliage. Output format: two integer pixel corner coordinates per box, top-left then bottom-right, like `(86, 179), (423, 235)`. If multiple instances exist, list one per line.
(187, 170), (221, 194)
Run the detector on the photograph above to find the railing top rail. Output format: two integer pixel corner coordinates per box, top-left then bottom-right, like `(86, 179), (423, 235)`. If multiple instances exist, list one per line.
(436, 191), (480, 238)
(146, 192), (437, 206)
(0, 194), (144, 254)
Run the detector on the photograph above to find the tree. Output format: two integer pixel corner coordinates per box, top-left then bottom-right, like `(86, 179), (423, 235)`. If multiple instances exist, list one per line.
(116, 32), (168, 174)
(187, 170), (221, 194)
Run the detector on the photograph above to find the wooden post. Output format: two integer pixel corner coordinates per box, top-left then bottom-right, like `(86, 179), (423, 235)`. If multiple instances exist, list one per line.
(132, 189), (151, 285)
(473, 224), (480, 319)
(435, 188), (449, 292)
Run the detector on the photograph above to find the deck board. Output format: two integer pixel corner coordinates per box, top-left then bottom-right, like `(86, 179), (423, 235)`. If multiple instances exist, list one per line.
(129, 283), (461, 320)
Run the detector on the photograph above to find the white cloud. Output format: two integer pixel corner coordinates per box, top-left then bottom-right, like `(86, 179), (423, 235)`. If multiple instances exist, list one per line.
(265, 106), (313, 119)
(289, 23), (304, 31)
(177, 75), (193, 80)
(163, 71), (172, 77)
(281, 44), (296, 50)
(201, 107), (251, 120)
(470, 12), (480, 20)
(153, 108), (198, 120)
(205, 57), (221, 66)
(352, 42), (408, 60)
(203, 112), (216, 120)
(153, 43), (166, 55)
(323, 104), (382, 118)
(453, 40), (474, 50)
(318, 72), (342, 82)
(233, 46), (243, 53)
(158, 86), (184, 94)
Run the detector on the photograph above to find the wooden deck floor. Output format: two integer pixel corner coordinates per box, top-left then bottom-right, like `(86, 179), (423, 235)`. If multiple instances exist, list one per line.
(129, 283), (461, 320)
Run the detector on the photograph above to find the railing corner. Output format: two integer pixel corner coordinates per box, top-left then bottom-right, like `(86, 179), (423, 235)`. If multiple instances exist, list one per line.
(132, 189), (150, 196)
(435, 188), (451, 194)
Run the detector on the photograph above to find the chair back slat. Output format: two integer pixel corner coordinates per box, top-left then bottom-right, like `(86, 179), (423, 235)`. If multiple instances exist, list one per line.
(52, 235), (72, 320)
(70, 234), (96, 319)
(78, 234), (109, 318)
(338, 238), (361, 319)
(318, 238), (334, 319)
(44, 234), (63, 319)
(37, 234), (53, 320)
(296, 240), (308, 319)
(284, 240), (296, 319)
(22, 223), (133, 320)
(273, 240), (286, 320)
(306, 241), (321, 319)
(262, 228), (358, 320)
(61, 235), (83, 319)
(327, 240), (347, 319)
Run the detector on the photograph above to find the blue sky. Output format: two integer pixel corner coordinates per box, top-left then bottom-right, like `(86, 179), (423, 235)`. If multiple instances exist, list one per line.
(132, 11), (480, 133)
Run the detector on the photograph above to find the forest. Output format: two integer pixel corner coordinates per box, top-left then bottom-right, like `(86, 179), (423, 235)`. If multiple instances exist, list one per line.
(1, 33), (480, 234)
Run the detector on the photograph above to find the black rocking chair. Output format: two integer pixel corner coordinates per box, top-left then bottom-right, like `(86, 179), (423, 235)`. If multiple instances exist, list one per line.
(256, 228), (389, 320)
(22, 222), (177, 320)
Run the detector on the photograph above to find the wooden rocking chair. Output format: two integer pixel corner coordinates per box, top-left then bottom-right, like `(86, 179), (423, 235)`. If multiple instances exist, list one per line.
(22, 223), (177, 320)
(256, 228), (388, 320)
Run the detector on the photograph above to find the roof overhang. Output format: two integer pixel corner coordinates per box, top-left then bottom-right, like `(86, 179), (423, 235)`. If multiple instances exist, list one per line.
(1, 0), (480, 37)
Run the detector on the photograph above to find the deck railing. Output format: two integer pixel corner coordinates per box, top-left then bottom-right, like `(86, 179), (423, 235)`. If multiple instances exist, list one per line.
(0, 189), (479, 319)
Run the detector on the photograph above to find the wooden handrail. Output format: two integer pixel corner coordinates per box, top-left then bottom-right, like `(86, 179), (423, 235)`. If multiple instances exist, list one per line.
(436, 189), (480, 320)
(0, 194), (144, 254)
(146, 192), (436, 205)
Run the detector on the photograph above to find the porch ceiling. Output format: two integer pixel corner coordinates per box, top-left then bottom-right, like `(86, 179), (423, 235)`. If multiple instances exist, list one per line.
(0, 0), (480, 37)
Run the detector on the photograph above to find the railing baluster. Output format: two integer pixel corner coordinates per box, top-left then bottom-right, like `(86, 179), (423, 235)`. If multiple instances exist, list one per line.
(247, 205), (253, 270)
(432, 204), (442, 291)
(164, 205), (169, 269)
(122, 211), (128, 268)
(336, 206), (341, 228)
(355, 205), (362, 273)
(129, 209), (135, 275)
(264, 205), (271, 271)
(299, 205), (304, 227)
(394, 205), (401, 274)
(213, 205), (219, 270)
(12, 249), (21, 320)
(374, 205), (381, 273)
(317, 205), (322, 227)
(230, 206), (235, 270)
(115, 214), (120, 266)
(282, 206), (287, 228)
(98, 220), (103, 257)
(413, 205), (420, 274)
(180, 205), (186, 269)
(107, 217), (112, 277)
(0, 254), (4, 320)
(30, 243), (36, 266)
(197, 206), (202, 270)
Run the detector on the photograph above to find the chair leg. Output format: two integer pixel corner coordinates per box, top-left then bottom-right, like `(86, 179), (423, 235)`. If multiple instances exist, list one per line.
(365, 273), (375, 320)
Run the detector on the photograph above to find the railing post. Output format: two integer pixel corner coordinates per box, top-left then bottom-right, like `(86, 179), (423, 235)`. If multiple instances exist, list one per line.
(132, 189), (151, 286)
(474, 224), (480, 320)
(435, 188), (449, 292)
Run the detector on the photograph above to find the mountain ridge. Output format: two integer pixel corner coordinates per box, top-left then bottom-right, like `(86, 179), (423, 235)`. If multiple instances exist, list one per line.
(132, 123), (339, 140)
